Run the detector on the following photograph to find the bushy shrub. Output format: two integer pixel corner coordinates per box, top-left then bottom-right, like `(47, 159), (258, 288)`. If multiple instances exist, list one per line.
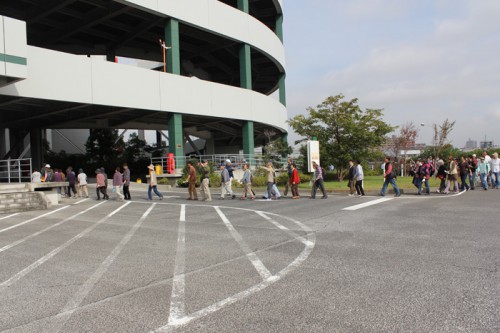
(299, 173), (311, 184)
(251, 176), (267, 187)
(276, 172), (289, 186)
(210, 173), (221, 187)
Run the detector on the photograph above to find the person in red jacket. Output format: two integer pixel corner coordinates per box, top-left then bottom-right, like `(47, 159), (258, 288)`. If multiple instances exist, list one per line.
(290, 163), (301, 199)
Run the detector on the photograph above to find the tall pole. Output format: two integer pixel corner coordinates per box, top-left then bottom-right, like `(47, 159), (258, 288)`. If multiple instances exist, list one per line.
(159, 39), (171, 73)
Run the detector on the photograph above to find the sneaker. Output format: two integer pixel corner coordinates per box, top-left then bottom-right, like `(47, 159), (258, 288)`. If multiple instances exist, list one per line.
(395, 193), (401, 197)
(240, 197), (246, 200)
(232, 194), (236, 199)
(250, 197), (255, 200)
(321, 196), (328, 199)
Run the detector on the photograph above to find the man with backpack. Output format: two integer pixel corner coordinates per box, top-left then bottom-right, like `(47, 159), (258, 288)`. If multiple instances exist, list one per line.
(380, 157), (401, 197)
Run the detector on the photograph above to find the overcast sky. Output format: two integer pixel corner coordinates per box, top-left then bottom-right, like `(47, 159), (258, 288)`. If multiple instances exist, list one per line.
(283, 0), (500, 148)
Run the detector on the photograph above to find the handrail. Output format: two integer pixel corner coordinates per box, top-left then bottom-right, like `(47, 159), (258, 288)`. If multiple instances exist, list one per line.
(0, 158), (32, 183)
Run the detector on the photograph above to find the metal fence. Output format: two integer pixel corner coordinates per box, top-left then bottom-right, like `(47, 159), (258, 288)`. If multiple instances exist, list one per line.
(0, 158), (32, 183)
(150, 154), (290, 174)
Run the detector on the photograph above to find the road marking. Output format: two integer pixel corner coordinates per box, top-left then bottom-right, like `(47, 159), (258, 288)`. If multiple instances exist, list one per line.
(0, 212), (19, 220)
(73, 198), (89, 204)
(342, 197), (394, 211)
(0, 201), (106, 254)
(166, 204), (188, 327)
(49, 203), (156, 332)
(0, 202), (131, 292)
(180, 204), (186, 222)
(255, 211), (312, 247)
(152, 210), (316, 333)
(0, 205), (69, 234)
(214, 206), (272, 280)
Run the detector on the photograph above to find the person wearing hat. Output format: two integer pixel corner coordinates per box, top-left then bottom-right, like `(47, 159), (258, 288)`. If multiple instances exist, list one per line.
(477, 155), (490, 190)
(198, 160), (211, 201)
(77, 168), (89, 198)
(95, 169), (109, 200)
(43, 164), (54, 182)
(147, 164), (163, 200)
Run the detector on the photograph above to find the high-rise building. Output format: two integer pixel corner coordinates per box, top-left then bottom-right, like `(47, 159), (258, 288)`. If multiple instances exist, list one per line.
(0, 0), (287, 168)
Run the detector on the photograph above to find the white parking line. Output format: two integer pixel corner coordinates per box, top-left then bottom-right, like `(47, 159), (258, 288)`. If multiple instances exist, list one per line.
(50, 203), (156, 333)
(0, 201), (106, 254)
(214, 206), (272, 280)
(167, 204), (188, 327)
(255, 211), (311, 247)
(0, 202), (131, 292)
(0, 205), (69, 234)
(0, 212), (19, 221)
(342, 197), (394, 211)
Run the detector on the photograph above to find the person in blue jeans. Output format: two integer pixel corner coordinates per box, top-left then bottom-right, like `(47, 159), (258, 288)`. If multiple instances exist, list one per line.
(147, 164), (163, 200)
(380, 157), (401, 197)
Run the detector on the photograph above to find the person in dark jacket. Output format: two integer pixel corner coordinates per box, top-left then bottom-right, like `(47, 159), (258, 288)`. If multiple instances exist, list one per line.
(347, 160), (356, 196)
(380, 157), (401, 197)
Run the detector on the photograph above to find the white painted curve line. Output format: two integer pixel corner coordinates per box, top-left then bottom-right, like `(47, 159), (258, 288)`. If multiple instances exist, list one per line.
(342, 197), (394, 211)
(50, 203), (156, 333)
(152, 212), (316, 333)
(0, 201), (106, 254)
(0, 213), (19, 221)
(0, 201), (131, 292)
(255, 211), (311, 247)
(167, 204), (187, 327)
(0, 205), (69, 234)
(214, 206), (272, 280)
(73, 198), (89, 204)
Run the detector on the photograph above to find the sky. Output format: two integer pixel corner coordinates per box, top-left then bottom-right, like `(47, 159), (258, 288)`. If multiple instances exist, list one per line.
(282, 0), (500, 148)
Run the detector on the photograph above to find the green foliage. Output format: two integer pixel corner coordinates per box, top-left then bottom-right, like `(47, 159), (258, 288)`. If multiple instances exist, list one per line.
(263, 137), (293, 168)
(85, 129), (124, 164)
(251, 176), (267, 187)
(288, 94), (395, 178)
(299, 173), (312, 184)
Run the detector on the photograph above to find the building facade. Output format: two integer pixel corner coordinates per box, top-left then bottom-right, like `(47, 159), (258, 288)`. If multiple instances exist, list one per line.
(0, 0), (287, 168)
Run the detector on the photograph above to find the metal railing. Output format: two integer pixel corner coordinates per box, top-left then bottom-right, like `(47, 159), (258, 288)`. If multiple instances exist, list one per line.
(0, 158), (32, 183)
(150, 154), (290, 174)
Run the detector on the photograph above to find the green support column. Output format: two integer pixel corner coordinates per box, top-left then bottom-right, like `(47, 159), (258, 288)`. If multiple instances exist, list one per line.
(168, 113), (184, 169)
(279, 73), (286, 106)
(239, 44), (252, 89)
(243, 121), (254, 166)
(275, 14), (284, 42)
(165, 18), (180, 75)
(237, 0), (249, 13)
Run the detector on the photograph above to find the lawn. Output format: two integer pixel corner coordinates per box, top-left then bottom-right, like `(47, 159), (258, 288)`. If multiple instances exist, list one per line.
(297, 176), (441, 191)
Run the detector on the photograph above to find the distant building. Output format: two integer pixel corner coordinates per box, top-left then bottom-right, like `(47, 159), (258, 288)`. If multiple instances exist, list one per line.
(480, 141), (493, 149)
(465, 138), (477, 149)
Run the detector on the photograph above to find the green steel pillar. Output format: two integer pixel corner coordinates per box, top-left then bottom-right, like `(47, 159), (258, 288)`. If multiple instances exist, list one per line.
(239, 44), (252, 89)
(237, 0), (249, 13)
(275, 14), (284, 42)
(165, 18), (180, 75)
(279, 73), (286, 106)
(243, 121), (254, 166)
(168, 113), (184, 169)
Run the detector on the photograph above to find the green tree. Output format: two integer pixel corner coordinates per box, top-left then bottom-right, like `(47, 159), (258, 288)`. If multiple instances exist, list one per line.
(85, 129), (124, 164)
(287, 94), (395, 180)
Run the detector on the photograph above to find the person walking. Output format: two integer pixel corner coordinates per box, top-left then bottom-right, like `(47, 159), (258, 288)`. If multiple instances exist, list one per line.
(347, 160), (356, 196)
(283, 158), (293, 197)
(31, 168), (42, 183)
(113, 167), (125, 201)
(311, 161), (327, 199)
(240, 163), (254, 200)
(67, 166), (77, 198)
(458, 155), (470, 191)
(290, 162), (300, 199)
(261, 161), (279, 201)
(122, 163), (131, 200)
(199, 160), (211, 202)
(435, 159), (447, 193)
(184, 161), (198, 200)
(225, 160), (235, 199)
(147, 164), (163, 200)
(52, 168), (63, 195)
(353, 160), (365, 196)
(468, 155), (478, 190)
(443, 155), (459, 194)
(421, 159), (431, 194)
(219, 164), (235, 200)
(77, 168), (89, 198)
(95, 169), (109, 200)
(380, 157), (401, 197)
(477, 156), (490, 190)
(489, 152), (500, 189)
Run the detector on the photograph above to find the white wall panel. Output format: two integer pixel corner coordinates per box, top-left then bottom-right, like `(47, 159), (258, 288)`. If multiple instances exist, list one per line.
(0, 47), (92, 103)
(91, 59), (161, 110)
(0, 17), (5, 77)
(3, 16), (27, 79)
(129, 0), (285, 70)
(160, 75), (211, 116)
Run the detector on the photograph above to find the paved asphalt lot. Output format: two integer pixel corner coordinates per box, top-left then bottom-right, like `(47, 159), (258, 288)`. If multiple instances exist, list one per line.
(0, 185), (498, 333)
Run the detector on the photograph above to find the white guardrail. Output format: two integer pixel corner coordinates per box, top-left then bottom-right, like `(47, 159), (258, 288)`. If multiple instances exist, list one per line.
(0, 158), (32, 183)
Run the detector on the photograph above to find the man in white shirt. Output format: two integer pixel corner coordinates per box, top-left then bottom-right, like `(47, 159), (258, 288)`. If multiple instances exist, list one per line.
(31, 169), (41, 183)
(77, 169), (89, 198)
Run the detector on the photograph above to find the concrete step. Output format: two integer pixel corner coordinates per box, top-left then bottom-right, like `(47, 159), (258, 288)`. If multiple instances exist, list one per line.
(0, 191), (50, 213)
(0, 183), (30, 194)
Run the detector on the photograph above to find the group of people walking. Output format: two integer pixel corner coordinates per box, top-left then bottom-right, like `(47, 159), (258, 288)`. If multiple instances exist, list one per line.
(31, 164), (90, 198)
